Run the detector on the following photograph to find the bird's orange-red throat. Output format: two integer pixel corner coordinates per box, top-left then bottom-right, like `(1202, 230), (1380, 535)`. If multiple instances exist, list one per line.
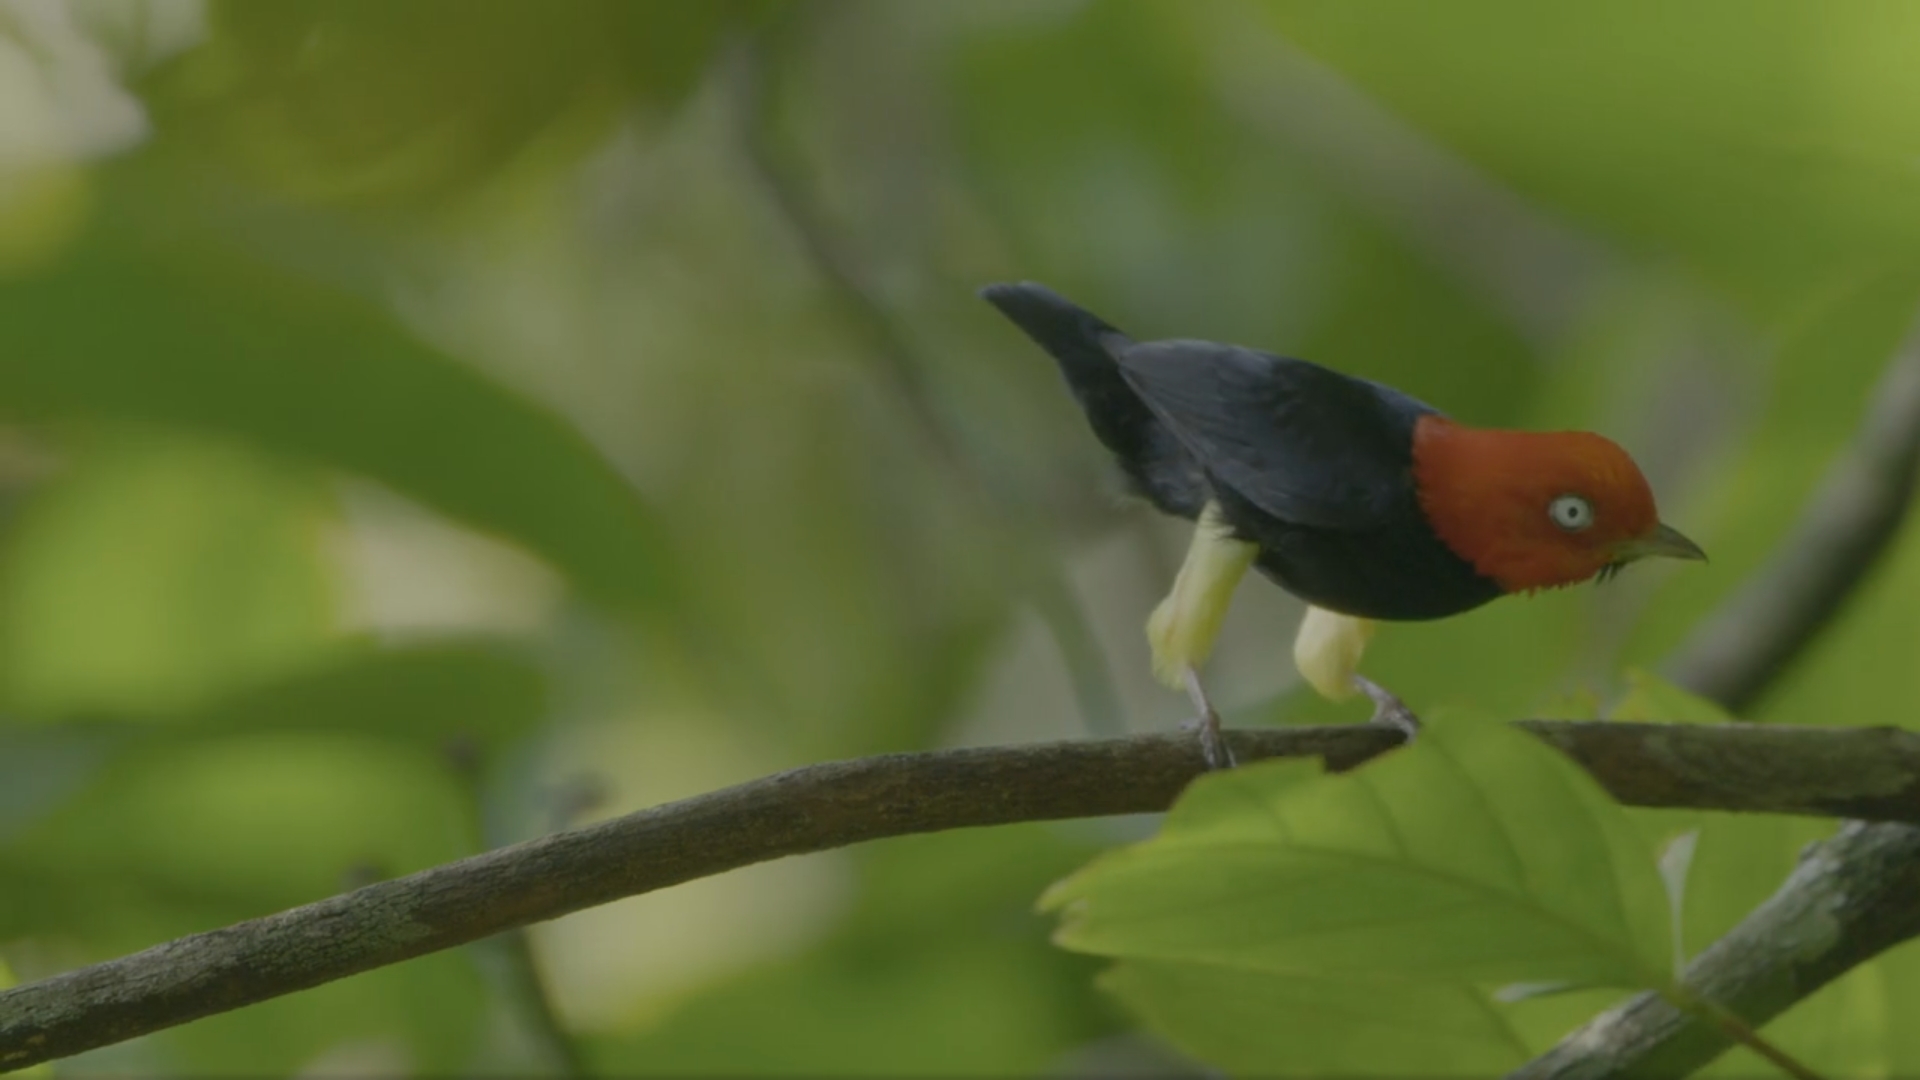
(1411, 415), (1660, 594)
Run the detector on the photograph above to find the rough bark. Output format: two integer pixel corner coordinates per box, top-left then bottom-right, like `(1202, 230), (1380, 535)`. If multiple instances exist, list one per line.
(7, 720), (1920, 1069)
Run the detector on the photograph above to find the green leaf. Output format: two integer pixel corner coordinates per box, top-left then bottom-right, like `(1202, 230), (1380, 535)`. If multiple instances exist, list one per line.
(1610, 668), (1735, 724)
(172, 641), (548, 754)
(0, 170), (680, 623)
(163, 950), (487, 1077)
(1533, 686), (1603, 721)
(1046, 713), (1671, 995)
(1615, 809), (1883, 1078)
(0, 640), (544, 866)
(4, 728), (475, 930)
(1101, 960), (1529, 1077)
(1259, 1), (1920, 313)
(0, 429), (339, 718)
(144, 0), (776, 210)
(948, 1), (1540, 427)
(581, 824), (1114, 1075)
(0, 725), (118, 841)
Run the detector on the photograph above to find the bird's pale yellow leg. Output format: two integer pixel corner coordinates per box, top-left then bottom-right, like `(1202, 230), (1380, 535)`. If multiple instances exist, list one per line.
(1292, 606), (1376, 702)
(1292, 605), (1419, 738)
(1147, 503), (1257, 687)
(1147, 502), (1257, 768)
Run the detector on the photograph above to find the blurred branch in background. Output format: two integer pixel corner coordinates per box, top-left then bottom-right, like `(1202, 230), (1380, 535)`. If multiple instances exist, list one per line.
(9, 717), (1920, 1071)
(1511, 821), (1920, 1080)
(730, 28), (951, 464)
(1205, 2), (1615, 354)
(729, 23), (1125, 738)
(445, 738), (585, 1078)
(1665, 313), (1920, 713)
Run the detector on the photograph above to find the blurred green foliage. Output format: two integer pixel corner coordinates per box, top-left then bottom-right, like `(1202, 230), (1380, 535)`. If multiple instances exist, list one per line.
(1, 0), (1918, 1075)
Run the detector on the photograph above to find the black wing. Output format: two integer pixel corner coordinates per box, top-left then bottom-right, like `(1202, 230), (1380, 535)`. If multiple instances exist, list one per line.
(1115, 340), (1436, 531)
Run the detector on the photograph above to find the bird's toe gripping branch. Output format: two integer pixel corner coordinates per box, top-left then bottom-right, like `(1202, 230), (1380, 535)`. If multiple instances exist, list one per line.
(1351, 675), (1422, 741)
(1148, 503), (1257, 769)
(1177, 669), (1236, 770)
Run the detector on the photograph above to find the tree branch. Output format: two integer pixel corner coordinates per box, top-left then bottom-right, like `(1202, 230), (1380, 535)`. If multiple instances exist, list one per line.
(1510, 820), (1920, 1080)
(1664, 314), (1920, 713)
(7, 719), (1920, 1069)
(728, 26), (1128, 739)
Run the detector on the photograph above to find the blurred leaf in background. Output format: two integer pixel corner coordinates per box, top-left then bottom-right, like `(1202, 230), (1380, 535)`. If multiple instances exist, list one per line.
(141, 0), (775, 213)
(0, 0), (1918, 1076)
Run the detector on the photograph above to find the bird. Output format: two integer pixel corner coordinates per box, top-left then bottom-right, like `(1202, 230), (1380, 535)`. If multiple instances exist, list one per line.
(981, 281), (1706, 768)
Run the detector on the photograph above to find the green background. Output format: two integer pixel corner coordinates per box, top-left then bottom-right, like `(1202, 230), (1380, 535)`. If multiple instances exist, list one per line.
(2, 1), (1917, 1075)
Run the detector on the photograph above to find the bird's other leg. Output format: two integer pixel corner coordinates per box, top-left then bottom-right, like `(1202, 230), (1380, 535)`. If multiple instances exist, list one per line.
(1147, 502), (1256, 769)
(1291, 606), (1420, 741)
(1351, 674), (1421, 741)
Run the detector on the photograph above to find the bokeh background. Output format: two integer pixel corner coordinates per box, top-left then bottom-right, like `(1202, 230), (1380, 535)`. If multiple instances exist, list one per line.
(4, 0), (1920, 1075)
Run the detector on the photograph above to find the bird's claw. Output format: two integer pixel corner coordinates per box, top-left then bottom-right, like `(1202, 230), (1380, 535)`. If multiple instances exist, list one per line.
(1352, 675), (1421, 742)
(1179, 713), (1236, 770)
(1180, 667), (1237, 770)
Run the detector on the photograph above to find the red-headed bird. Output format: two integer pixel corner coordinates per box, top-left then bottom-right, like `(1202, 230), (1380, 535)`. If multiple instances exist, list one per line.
(982, 282), (1705, 767)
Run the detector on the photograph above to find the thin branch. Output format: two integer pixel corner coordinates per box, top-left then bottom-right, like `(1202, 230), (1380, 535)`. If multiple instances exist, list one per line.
(1511, 820), (1920, 1080)
(448, 741), (585, 1077)
(1515, 720), (1920, 822)
(728, 26), (1126, 737)
(1205, 1), (1616, 353)
(729, 31), (959, 467)
(8, 719), (1920, 1069)
(1665, 314), (1920, 713)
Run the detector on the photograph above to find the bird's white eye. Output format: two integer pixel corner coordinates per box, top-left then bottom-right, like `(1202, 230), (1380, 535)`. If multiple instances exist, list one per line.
(1549, 494), (1594, 532)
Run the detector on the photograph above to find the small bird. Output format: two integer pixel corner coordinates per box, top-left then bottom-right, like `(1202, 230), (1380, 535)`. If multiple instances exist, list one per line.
(982, 282), (1706, 768)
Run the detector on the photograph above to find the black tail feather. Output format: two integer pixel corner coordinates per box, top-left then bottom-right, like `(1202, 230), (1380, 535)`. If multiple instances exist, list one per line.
(980, 282), (1204, 518)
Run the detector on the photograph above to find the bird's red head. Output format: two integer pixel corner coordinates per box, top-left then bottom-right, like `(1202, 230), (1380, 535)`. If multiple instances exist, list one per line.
(1411, 416), (1704, 593)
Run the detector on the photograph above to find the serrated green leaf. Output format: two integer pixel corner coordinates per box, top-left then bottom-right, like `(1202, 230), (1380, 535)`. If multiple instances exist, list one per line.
(1047, 714), (1671, 992)
(1610, 668), (1735, 724)
(1101, 960), (1529, 1077)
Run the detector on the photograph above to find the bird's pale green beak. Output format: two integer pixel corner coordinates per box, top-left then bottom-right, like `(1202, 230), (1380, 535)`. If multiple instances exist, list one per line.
(1614, 522), (1708, 564)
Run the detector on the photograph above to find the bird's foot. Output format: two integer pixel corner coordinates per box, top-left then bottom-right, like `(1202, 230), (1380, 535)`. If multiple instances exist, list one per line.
(1180, 667), (1236, 770)
(1178, 714), (1236, 771)
(1352, 675), (1421, 742)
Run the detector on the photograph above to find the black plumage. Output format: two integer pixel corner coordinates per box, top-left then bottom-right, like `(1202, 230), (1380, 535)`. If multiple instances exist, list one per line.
(982, 282), (1500, 621)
